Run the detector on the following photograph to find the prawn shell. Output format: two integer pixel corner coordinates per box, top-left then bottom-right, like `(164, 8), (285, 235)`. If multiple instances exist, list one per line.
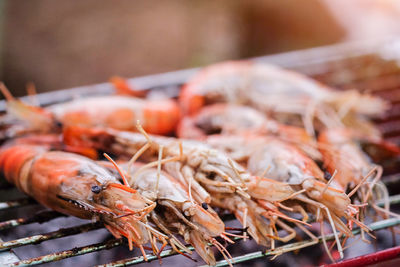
(28, 151), (112, 218)
(50, 95), (180, 135)
(0, 145), (46, 191)
(246, 177), (295, 202)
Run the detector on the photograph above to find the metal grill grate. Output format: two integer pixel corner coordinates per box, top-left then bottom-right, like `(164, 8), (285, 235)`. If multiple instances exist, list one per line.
(1, 38), (400, 266)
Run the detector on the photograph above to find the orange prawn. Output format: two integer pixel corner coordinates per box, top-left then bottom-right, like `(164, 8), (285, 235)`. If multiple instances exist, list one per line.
(63, 125), (325, 253)
(126, 162), (231, 265)
(318, 128), (400, 215)
(0, 141), (167, 259)
(206, 134), (372, 260)
(318, 127), (400, 245)
(0, 83), (180, 138)
(317, 128), (398, 191)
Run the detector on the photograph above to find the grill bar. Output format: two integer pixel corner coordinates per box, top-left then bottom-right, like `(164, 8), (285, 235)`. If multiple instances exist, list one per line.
(0, 211), (66, 231)
(9, 239), (123, 267)
(207, 218), (400, 267)
(381, 174), (400, 188)
(0, 222), (102, 252)
(0, 198), (33, 211)
(96, 245), (195, 267)
(377, 194), (400, 206)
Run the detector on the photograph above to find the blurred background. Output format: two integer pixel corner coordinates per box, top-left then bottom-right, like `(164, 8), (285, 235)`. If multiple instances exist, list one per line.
(1, 0), (400, 96)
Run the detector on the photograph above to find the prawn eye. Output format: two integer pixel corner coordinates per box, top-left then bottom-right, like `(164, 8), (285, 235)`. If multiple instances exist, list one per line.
(324, 171), (332, 180)
(201, 202), (209, 210)
(55, 120), (63, 128)
(91, 185), (102, 194)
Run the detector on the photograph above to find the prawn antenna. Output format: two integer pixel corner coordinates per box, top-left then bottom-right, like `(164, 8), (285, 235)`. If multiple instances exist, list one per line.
(155, 145), (163, 194)
(348, 166), (377, 198)
(259, 164), (271, 179)
(26, 82), (39, 106)
(228, 158), (247, 187)
(243, 207), (248, 241)
(128, 120), (153, 180)
(188, 175), (194, 204)
(0, 82), (15, 101)
(136, 120), (152, 143)
(103, 153), (130, 187)
(321, 169), (337, 196)
(363, 165), (383, 201)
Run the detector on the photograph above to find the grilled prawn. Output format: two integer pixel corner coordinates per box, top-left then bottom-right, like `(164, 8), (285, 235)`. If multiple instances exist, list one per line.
(179, 61), (387, 136)
(0, 83), (180, 138)
(318, 128), (400, 244)
(177, 103), (321, 159)
(64, 126), (317, 250)
(318, 128), (400, 213)
(318, 128), (389, 192)
(0, 141), (163, 258)
(125, 163), (231, 265)
(206, 134), (372, 259)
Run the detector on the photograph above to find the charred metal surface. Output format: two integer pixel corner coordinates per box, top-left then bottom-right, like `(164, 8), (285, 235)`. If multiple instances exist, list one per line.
(0, 222), (102, 251)
(0, 237), (20, 266)
(8, 238), (122, 266)
(0, 210), (66, 231)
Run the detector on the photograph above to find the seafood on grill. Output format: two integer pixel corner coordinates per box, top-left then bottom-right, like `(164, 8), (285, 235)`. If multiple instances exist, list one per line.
(0, 140), (168, 260)
(0, 83), (180, 138)
(318, 127), (400, 191)
(179, 61), (387, 137)
(177, 103), (321, 159)
(110, 76), (148, 97)
(318, 128), (400, 245)
(206, 134), (374, 260)
(318, 128), (400, 219)
(1, 58), (397, 265)
(63, 125), (330, 253)
(122, 162), (232, 265)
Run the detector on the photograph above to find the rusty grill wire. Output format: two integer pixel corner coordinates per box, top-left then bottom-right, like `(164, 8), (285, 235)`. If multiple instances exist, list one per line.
(1, 38), (400, 266)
